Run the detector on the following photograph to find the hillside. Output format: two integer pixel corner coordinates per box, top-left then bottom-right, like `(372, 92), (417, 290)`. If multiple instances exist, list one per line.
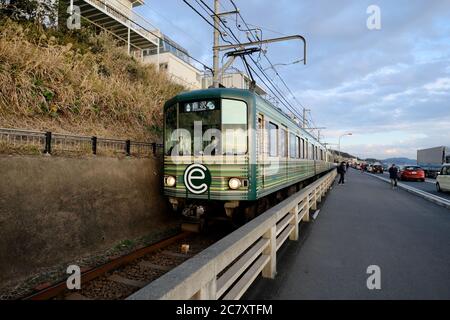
(0, 20), (185, 141)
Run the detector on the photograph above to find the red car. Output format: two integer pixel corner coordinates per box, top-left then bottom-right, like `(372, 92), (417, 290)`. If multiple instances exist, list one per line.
(398, 166), (425, 182)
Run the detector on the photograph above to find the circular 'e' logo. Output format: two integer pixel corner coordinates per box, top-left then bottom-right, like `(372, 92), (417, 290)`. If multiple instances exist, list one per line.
(184, 163), (211, 195)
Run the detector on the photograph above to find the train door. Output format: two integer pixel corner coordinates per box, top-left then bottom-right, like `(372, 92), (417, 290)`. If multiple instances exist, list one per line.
(280, 126), (288, 183)
(257, 115), (265, 189)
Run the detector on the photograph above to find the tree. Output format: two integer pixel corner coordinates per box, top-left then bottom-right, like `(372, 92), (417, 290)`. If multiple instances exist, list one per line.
(57, 0), (69, 30)
(0, 0), (58, 25)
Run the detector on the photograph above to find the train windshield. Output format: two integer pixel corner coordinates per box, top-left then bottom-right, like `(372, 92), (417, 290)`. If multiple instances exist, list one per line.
(165, 99), (247, 156)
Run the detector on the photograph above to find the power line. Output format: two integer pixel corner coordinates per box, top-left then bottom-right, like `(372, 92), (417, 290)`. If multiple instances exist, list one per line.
(227, 0), (325, 135)
(230, 0), (305, 110)
(139, 1), (205, 48)
(96, 0), (213, 71)
(182, 0), (232, 45)
(182, 0), (305, 122)
(216, 2), (305, 120)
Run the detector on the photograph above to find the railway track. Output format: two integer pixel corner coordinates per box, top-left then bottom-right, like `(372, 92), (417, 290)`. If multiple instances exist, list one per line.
(23, 229), (226, 300)
(19, 174), (328, 301)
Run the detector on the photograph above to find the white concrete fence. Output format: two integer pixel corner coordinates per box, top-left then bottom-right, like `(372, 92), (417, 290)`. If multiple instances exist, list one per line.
(128, 169), (337, 300)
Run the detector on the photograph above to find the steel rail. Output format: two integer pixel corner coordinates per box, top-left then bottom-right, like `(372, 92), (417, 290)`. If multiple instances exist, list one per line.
(23, 231), (191, 300)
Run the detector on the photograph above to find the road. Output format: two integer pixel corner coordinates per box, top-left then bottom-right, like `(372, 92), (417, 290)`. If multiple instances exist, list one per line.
(377, 171), (450, 201)
(243, 169), (450, 299)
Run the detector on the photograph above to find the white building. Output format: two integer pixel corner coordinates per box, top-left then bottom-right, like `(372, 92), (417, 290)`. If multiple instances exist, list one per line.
(71, 1), (268, 93)
(142, 33), (203, 90)
(73, 0), (159, 56)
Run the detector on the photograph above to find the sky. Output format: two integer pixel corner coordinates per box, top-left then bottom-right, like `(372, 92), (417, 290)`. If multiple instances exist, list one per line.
(136, 0), (450, 160)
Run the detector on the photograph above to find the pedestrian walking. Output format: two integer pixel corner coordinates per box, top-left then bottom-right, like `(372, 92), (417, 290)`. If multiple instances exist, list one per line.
(388, 164), (399, 189)
(337, 161), (346, 185)
(346, 162), (350, 171)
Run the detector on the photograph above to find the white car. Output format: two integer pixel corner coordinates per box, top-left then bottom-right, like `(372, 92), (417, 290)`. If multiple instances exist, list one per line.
(436, 164), (450, 192)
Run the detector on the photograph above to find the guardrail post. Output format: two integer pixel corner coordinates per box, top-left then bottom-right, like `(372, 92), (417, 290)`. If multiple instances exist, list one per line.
(303, 196), (311, 222)
(91, 136), (97, 155)
(289, 205), (299, 241)
(311, 191), (317, 211)
(262, 226), (276, 279)
(125, 139), (131, 156)
(192, 278), (217, 300)
(317, 186), (322, 203)
(44, 131), (52, 155)
(151, 143), (156, 155)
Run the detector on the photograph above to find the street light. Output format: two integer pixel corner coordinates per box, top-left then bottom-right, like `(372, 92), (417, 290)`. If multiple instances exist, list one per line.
(263, 59), (304, 71)
(338, 132), (352, 160)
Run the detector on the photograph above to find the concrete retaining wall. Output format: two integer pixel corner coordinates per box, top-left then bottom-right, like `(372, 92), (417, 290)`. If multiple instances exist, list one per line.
(0, 155), (175, 287)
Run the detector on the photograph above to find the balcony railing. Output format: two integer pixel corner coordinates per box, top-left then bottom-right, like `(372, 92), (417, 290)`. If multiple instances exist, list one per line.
(82, 0), (160, 45)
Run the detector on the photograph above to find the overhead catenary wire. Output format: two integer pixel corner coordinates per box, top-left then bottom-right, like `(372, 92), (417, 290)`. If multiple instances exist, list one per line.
(229, 0), (306, 110)
(227, 0), (327, 138)
(106, 0), (213, 71)
(183, 0), (298, 117)
(208, 1), (306, 121)
(182, 0), (312, 126)
(230, 0), (325, 139)
(219, 0), (306, 121)
(139, 1), (206, 48)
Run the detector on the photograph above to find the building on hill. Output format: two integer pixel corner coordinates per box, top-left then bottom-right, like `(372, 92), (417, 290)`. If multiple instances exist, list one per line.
(142, 33), (203, 90)
(68, 1), (271, 93)
(72, 0), (159, 58)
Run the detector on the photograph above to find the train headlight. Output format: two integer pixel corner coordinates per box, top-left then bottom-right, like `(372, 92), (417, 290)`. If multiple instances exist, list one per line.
(165, 176), (176, 187)
(228, 178), (242, 190)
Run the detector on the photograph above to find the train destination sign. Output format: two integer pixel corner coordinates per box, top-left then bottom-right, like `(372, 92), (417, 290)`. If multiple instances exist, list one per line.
(183, 101), (216, 112)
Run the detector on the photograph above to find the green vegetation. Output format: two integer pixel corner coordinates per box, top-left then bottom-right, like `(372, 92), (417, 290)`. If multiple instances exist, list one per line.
(0, 17), (185, 141)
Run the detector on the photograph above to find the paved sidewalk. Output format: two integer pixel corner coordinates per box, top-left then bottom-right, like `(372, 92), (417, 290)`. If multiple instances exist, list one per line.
(243, 169), (450, 299)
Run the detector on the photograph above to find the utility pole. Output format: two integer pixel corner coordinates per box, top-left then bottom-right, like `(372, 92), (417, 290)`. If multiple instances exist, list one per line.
(207, 1), (307, 90)
(212, 0), (220, 88)
(302, 108), (310, 128)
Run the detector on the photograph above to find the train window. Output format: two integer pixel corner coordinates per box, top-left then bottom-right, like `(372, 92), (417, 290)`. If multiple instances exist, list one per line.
(300, 138), (305, 159)
(296, 136), (301, 158)
(289, 133), (297, 158)
(305, 141), (308, 159)
(222, 99), (248, 155)
(268, 122), (278, 157)
(280, 127), (288, 158)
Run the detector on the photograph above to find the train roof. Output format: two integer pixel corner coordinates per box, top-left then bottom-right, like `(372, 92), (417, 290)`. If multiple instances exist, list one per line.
(165, 88), (327, 149)
(164, 88), (255, 107)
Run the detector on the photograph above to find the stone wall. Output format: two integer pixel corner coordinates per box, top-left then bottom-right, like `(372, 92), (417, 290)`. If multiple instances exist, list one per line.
(0, 155), (176, 286)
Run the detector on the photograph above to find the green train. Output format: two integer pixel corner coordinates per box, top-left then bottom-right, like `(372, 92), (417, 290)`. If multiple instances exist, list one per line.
(163, 88), (334, 225)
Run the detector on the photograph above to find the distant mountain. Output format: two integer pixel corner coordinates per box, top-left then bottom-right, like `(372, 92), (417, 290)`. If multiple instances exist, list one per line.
(381, 157), (416, 165)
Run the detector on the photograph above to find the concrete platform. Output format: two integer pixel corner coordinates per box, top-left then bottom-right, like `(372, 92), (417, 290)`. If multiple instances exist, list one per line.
(243, 169), (450, 299)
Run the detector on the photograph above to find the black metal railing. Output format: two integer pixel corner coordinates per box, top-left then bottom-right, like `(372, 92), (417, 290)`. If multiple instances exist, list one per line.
(0, 127), (162, 157)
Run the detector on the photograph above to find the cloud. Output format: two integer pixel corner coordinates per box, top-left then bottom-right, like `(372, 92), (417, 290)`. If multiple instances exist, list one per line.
(423, 77), (450, 93)
(136, 0), (450, 159)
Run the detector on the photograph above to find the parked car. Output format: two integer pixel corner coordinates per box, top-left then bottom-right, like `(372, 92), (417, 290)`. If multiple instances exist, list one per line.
(436, 164), (450, 192)
(366, 164), (373, 172)
(398, 166), (425, 182)
(372, 163), (384, 174)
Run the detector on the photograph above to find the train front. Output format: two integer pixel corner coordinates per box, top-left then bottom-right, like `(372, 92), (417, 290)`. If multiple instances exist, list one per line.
(162, 89), (255, 221)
